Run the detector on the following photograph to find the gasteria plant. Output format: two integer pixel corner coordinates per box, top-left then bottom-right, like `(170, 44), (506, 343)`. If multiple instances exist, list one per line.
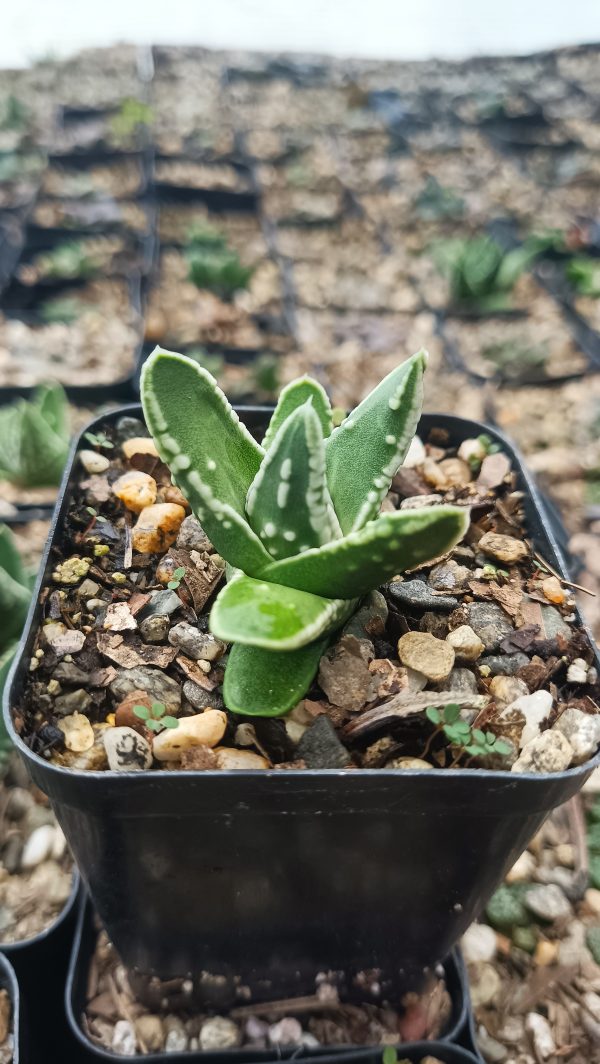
(0, 524), (33, 768)
(141, 348), (470, 716)
(432, 235), (538, 312)
(0, 384), (70, 487)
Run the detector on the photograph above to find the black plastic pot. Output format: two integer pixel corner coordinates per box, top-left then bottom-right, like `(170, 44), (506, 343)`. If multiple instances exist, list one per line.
(44, 149), (152, 199)
(1, 870), (80, 1062)
(0, 952), (20, 1063)
(5, 404), (600, 988)
(154, 158), (258, 212)
(66, 895), (470, 1062)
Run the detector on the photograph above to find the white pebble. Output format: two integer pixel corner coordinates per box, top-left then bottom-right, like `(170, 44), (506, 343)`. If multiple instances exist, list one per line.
(268, 1017), (303, 1046)
(567, 658), (589, 684)
(111, 1019), (137, 1056)
(79, 449), (110, 474)
(402, 436), (426, 468)
(199, 1017), (239, 1050)
(21, 825), (57, 869)
(525, 1012), (556, 1060)
(461, 923), (497, 965)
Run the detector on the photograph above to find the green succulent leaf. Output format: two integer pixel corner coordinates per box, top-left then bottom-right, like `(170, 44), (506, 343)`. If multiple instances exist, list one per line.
(247, 401), (341, 561)
(141, 348), (273, 574)
(260, 505), (470, 599)
(223, 638), (329, 716)
(0, 524), (27, 587)
(325, 350), (426, 533)
(261, 376), (333, 450)
(0, 385), (69, 487)
(0, 565), (31, 647)
(211, 573), (355, 651)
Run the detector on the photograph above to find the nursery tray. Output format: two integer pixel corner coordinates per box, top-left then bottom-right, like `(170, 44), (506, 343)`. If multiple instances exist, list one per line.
(43, 149), (152, 201)
(0, 272), (144, 404)
(154, 157), (259, 212)
(66, 893), (471, 1063)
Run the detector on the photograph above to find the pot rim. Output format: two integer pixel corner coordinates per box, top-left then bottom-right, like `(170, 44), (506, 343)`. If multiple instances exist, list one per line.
(5, 401), (600, 787)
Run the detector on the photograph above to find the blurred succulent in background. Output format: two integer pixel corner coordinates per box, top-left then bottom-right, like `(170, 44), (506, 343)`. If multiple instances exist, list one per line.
(0, 383), (70, 487)
(415, 177), (465, 221)
(185, 225), (253, 297)
(566, 256), (600, 297)
(109, 98), (154, 145)
(0, 525), (34, 768)
(142, 348), (469, 716)
(432, 235), (538, 312)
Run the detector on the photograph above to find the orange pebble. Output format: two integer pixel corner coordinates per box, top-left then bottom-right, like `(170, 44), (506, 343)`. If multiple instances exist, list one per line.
(542, 576), (565, 604)
(112, 470), (157, 513)
(122, 437), (159, 460)
(132, 504), (186, 554)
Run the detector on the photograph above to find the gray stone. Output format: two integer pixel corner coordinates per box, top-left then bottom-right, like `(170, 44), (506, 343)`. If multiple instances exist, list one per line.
(542, 605), (571, 641)
(138, 589), (182, 619)
(104, 727), (153, 772)
(428, 559), (471, 591)
(53, 688), (92, 717)
(318, 634), (375, 709)
(435, 667), (479, 696)
(176, 515), (212, 553)
(75, 578), (101, 599)
(139, 614), (170, 644)
(182, 680), (225, 712)
(389, 579), (459, 612)
(525, 883), (572, 922)
(168, 622), (225, 662)
(110, 667), (182, 713)
(343, 590), (388, 640)
(480, 653), (529, 675)
(464, 602), (514, 651)
(116, 416), (146, 441)
(52, 662), (90, 685)
(554, 707), (600, 764)
(296, 715), (351, 769)
(420, 611), (450, 639)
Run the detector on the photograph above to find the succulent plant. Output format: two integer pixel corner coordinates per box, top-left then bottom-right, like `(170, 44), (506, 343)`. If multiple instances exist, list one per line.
(142, 348), (469, 716)
(185, 225), (253, 297)
(433, 235), (538, 312)
(0, 383), (70, 487)
(0, 524), (34, 767)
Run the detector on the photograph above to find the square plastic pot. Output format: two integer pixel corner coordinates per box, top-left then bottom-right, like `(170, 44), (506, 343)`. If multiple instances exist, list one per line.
(4, 404), (600, 987)
(0, 952), (20, 1063)
(1, 871), (80, 1062)
(65, 894), (471, 1062)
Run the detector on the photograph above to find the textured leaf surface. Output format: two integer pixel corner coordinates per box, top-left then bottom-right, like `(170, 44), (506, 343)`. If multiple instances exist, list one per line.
(247, 402), (340, 561)
(0, 525), (26, 586)
(223, 638), (328, 716)
(325, 350), (426, 533)
(210, 574), (354, 650)
(19, 405), (70, 487)
(261, 505), (470, 599)
(141, 348), (273, 574)
(261, 376), (332, 450)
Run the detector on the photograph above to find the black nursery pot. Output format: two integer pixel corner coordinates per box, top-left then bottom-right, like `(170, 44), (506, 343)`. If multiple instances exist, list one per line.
(66, 895), (470, 1062)
(4, 405), (600, 988)
(1, 871), (80, 1062)
(0, 952), (20, 1063)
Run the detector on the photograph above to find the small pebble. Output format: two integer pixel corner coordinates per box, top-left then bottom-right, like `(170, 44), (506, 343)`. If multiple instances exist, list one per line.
(214, 748), (271, 770)
(504, 690), (553, 748)
(525, 883), (572, 922)
(534, 940), (558, 966)
(512, 730), (573, 774)
(268, 1017), (303, 1046)
(554, 706), (600, 763)
(168, 622), (225, 662)
(402, 436), (426, 468)
(21, 824), (57, 869)
(112, 470), (157, 514)
(199, 1017), (240, 1051)
(176, 515), (212, 552)
(79, 449), (110, 474)
(461, 923), (497, 965)
(139, 614), (170, 644)
(525, 1012), (556, 1060)
(122, 437), (159, 459)
(132, 504), (186, 554)
(104, 727), (153, 772)
(505, 850), (536, 883)
(134, 1015), (163, 1052)
(489, 675), (529, 707)
(446, 624), (484, 662)
(469, 962), (502, 1008)
(152, 710), (227, 761)
(397, 631), (455, 682)
(58, 711), (95, 753)
(567, 658), (589, 684)
(478, 532), (528, 565)
(112, 1019), (137, 1056)
(542, 576), (565, 604)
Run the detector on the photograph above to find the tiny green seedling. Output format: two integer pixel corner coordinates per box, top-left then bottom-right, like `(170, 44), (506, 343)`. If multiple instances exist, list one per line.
(85, 506), (107, 524)
(84, 431), (114, 450)
(424, 704), (512, 766)
(167, 566), (186, 590)
(381, 1048), (398, 1064)
(133, 702), (179, 733)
